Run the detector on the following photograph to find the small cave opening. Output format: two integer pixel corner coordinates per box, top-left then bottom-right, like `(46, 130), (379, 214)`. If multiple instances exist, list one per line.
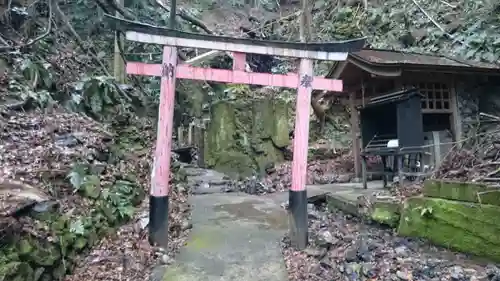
(173, 147), (195, 164)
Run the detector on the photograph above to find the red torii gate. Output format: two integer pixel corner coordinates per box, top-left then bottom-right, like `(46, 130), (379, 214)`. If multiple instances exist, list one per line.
(107, 15), (365, 250)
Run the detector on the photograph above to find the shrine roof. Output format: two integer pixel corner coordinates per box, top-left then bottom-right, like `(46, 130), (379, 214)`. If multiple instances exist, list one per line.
(327, 48), (500, 81)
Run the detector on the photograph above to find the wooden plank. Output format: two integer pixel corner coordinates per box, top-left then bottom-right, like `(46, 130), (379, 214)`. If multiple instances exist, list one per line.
(127, 62), (343, 91)
(349, 92), (361, 178)
(127, 31), (348, 61)
(151, 46), (177, 197)
(290, 59), (313, 191)
(106, 14), (366, 55)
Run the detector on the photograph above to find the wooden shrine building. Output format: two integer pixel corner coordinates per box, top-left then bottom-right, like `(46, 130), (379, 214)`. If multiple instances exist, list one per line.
(327, 49), (500, 180)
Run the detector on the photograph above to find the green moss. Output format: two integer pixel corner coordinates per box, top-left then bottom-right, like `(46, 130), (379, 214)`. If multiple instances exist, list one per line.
(212, 151), (255, 177)
(370, 201), (401, 227)
(424, 180), (500, 205)
(254, 141), (284, 176)
(185, 229), (221, 251)
(271, 100), (290, 148)
(251, 99), (274, 139)
(17, 239), (33, 256)
(204, 99), (289, 177)
(162, 264), (197, 281)
(398, 197), (500, 262)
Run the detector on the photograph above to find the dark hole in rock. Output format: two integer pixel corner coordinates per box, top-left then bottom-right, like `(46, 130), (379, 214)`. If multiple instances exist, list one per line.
(173, 147), (194, 163)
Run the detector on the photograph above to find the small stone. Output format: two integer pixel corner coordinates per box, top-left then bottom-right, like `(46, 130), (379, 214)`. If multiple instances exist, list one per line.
(450, 266), (464, 280)
(304, 247), (327, 258)
(345, 263), (362, 280)
(344, 245), (359, 262)
(161, 254), (174, 265)
(181, 221), (192, 231)
(394, 245), (409, 257)
(316, 230), (338, 247)
(361, 263), (375, 277)
(55, 133), (80, 147)
(396, 270), (411, 280)
(138, 217), (149, 230)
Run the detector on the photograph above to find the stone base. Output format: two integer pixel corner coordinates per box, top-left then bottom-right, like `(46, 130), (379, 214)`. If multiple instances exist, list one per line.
(398, 196), (500, 262)
(369, 200), (401, 228)
(424, 179), (500, 205)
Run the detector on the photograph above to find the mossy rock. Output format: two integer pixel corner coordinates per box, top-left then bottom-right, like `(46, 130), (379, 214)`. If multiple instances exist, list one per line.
(251, 99), (274, 139)
(398, 196), (500, 262)
(271, 100), (290, 148)
(211, 151), (255, 177)
(204, 99), (289, 177)
(370, 200), (401, 227)
(424, 179), (500, 206)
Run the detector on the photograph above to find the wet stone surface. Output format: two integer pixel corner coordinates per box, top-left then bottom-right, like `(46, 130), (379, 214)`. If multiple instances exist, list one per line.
(182, 165), (277, 195)
(282, 203), (500, 281)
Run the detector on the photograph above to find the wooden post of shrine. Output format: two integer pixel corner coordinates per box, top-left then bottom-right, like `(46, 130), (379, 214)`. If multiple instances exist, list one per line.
(106, 14), (366, 248)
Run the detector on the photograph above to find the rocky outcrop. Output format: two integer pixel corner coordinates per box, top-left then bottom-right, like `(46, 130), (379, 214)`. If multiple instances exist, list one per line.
(456, 76), (500, 138)
(204, 99), (290, 178)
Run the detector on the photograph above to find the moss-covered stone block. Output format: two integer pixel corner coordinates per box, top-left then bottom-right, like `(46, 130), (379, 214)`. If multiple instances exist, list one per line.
(424, 179), (500, 205)
(398, 196), (500, 262)
(251, 99), (274, 139)
(204, 99), (289, 177)
(370, 200), (401, 227)
(212, 151), (255, 177)
(254, 141), (285, 175)
(271, 101), (290, 148)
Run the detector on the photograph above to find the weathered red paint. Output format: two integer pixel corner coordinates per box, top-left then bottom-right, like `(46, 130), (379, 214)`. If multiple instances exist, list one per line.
(291, 59), (313, 192)
(232, 52), (246, 71)
(126, 62), (343, 92)
(151, 46), (177, 197)
(129, 50), (344, 197)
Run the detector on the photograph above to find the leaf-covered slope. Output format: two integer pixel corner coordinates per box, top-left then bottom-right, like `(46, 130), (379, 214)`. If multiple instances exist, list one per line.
(310, 0), (500, 63)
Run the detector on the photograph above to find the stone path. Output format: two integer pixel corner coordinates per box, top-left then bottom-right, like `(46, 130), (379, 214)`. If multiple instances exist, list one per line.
(151, 165), (384, 281)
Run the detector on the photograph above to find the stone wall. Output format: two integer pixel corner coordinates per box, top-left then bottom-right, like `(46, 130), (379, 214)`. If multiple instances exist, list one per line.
(455, 76), (500, 138)
(204, 99), (290, 178)
(455, 76), (481, 138)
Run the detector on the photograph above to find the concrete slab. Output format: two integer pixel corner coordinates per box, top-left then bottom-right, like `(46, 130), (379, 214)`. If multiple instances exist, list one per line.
(308, 180), (385, 191)
(153, 193), (288, 281)
(319, 182), (385, 216)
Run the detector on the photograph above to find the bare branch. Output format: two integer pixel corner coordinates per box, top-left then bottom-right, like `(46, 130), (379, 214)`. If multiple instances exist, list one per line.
(0, 0), (53, 51)
(0, 34), (9, 46)
(54, 1), (110, 76)
(411, 0), (466, 46)
(155, 0), (212, 34)
(102, 0), (136, 20)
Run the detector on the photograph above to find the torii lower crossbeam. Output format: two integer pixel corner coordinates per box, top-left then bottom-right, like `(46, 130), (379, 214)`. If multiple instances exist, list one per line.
(110, 15), (366, 250)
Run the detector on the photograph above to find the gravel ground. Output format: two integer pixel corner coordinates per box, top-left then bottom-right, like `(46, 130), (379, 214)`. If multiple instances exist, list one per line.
(282, 203), (500, 281)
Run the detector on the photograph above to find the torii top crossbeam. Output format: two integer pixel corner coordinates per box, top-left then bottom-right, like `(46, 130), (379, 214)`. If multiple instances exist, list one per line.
(107, 15), (365, 61)
(106, 14), (366, 250)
